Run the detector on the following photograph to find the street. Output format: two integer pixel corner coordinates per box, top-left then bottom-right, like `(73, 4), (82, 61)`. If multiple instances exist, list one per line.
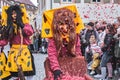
(33, 53), (48, 80)
(32, 53), (98, 80)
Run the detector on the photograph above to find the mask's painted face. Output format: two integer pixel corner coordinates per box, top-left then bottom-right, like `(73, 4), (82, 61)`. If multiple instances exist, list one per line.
(53, 8), (75, 37)
(59, 23), (69, 35)
(12, 10), (17, 22)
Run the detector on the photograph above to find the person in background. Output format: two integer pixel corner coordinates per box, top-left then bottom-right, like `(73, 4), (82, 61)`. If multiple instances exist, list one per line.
(38, 29), (42, 52)
(94, 24), (115, 80)
(81, 22), (99, 64)
(86, 34), (102, 75)
(41, 38), (48, 54)
(33, 29), (40, 52)
(113, 23), (120, 79)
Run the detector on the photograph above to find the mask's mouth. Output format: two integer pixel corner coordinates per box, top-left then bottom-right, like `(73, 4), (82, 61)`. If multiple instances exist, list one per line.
(60, 27), (69, 36)
(12, 17), (16, 22)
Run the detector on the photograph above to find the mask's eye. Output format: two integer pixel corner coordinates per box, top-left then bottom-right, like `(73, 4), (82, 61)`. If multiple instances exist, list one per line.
(59, 22), (64, 25)
(61, 27), (64, 30)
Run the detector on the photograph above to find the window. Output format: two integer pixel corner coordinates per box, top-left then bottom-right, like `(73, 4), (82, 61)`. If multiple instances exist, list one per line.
(92, 0), (101, 2)
(103, 0), (110, 3)
(68, 0), (72, 2)
(61, 0), (73, 3)
(63, 0), (67, 1)
(54, 0), (60, 3)
(75, 0), (81, 3)
(114, 0), (120, 4)
(84, 0), (91, 3)
(97, 0), (101, 2)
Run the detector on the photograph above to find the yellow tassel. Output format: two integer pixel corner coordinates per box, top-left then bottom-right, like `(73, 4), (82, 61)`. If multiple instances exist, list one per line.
(1, 6), (9, 26)
(20, 4), (29, 24)
(13, 23), (18, 34)
(62, 34), (69, 42)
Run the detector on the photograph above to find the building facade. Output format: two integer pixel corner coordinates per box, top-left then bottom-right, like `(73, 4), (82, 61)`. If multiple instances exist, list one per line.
(0, 0), (37, 29)
(36, 0), (46, 30)
(36, 0), (120, 28)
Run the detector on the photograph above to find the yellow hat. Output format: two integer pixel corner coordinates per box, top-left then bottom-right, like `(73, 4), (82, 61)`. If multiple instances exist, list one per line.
(1, 6), (9, 26)
(20, 4), (29, 24)
(1, 4), (29, 26)
(41, 5), (84, 38)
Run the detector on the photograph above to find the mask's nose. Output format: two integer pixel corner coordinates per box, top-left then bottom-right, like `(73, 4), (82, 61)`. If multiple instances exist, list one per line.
(63, 25), (68, 32)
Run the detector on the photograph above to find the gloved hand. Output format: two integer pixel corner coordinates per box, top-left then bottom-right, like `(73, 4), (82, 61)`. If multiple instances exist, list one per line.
(53, 70), (62, 80)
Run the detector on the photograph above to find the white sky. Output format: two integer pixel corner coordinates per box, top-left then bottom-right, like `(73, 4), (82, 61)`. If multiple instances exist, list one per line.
(30, 0), (38, 6)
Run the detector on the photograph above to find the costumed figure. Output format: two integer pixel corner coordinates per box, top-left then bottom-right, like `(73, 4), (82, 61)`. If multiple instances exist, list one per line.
(0, 4), (35, 80)
(42, 5), (93, 80)
(0, 14), (11, 80)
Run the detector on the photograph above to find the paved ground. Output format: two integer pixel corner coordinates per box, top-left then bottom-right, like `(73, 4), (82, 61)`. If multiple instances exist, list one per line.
(32, 53), (118, 80)
(3, 44), (48, 80)
(33, 53), (48, 80)
(3, 45), (119, 80)
(8, 53), (118, 80)
(8, 53), (47, 80)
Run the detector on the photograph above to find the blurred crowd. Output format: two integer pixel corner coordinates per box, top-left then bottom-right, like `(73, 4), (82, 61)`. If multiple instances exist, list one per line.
(80, 17), (120, 80)
(28, 29), (48, 54)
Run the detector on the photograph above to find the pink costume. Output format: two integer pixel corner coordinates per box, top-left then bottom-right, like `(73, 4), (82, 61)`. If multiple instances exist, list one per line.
(0, 24), (35, 76)
(0, 24), (33, 46)
(44, 35), (93, 80)
(48, 35), (81, 71)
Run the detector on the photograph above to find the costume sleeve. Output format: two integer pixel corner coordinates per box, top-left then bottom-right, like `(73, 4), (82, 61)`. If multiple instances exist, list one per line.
(48, 38), (61, 71)
(0, 39), (8, 46)
(75, 35), (82, 56)
(23, 24), (34, 36)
